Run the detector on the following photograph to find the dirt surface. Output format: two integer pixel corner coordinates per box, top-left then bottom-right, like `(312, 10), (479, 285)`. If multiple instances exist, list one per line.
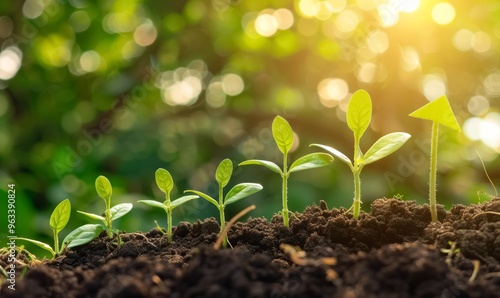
(2, 198), (500, 297)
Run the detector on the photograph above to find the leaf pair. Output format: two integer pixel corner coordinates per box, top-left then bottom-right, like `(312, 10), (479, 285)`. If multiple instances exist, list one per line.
(187, 159), (263, 209)
(240, 116), (335, 177)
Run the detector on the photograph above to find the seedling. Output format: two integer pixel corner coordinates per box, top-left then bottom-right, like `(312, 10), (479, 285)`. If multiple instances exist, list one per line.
(12, 199), (103, 258)
(311, 90), (411, 219)
(78, 175), (133, 238)
(185, 158), (262, 247)
(239, 116), (334, 226)
(409, 95), (460, 222)
(138, 168), (199, 243)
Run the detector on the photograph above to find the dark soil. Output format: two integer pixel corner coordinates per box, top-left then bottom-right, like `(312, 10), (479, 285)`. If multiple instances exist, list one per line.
(2, 198), (500, 297)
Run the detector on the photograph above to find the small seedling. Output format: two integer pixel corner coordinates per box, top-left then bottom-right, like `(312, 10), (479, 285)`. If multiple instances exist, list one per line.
(12, 199), (103, 258)
(409, 94), (460, 222)
(239, 116), (334, 226)
(78, 175), (133, 238)
(138, 168), (199, 243)
(311, 90), (411, 219)
(185, 158), (262, 247)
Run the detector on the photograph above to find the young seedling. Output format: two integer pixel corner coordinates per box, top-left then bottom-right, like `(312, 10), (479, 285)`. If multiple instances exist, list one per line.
(409, 94), (460, 222)
(138, 168), (199, 243)
(311, 90), (411, 219)
(12, 199), (103, 258)
(185, 158), (262, 247)
(239, 116), (334, 226)
(78, 175), (133, 238)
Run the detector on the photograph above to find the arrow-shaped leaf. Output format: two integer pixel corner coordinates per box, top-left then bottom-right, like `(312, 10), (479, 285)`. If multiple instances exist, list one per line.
(409, 95), (461, 131)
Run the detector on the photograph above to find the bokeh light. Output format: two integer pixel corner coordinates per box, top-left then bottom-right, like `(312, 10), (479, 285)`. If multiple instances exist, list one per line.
(0, 47), (22, 80)
(317, 78), (349, 107)
(432, 3), (455, 25)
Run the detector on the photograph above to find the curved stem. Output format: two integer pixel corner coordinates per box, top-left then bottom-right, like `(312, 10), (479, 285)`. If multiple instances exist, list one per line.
(429, 121), (439, 222)
(282, 153), (289, 226)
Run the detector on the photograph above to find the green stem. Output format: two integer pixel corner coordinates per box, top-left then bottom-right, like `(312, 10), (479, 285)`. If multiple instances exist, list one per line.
(105, 198), (112, 238)
(353, 169), (361, 219)
(53, 229), (59, 255)
(219, 186), (227, 247)
(166, 194), (172, 243)
(429, 121), (439, 222)
(282, 152), (289, 227)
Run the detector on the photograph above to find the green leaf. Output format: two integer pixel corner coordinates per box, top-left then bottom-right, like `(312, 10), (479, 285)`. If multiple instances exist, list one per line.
(239, 160), (283, 175)
(409, 95), (461, 131)
(95, 175), (112, 200)
(77, 210), (105, 221)
(138, 199), (167, 210)
(170, 195), (199, 209)
(155, 168), (174, 195)
(363, 132), (412, 165)
(49, 199), (71, 235)
(310, 144), (352, 166)
(272, 116), (294, 155)
(110, 203), (133, 221)
(289, 153), (334, 173)
(185, 190), (219, 208)
(11, 237), (54, 257)
(224, 183), (263, 206)
(63, 224), (103, 249)
(347, 90), (372, 141)
(216, 159), (233, 188)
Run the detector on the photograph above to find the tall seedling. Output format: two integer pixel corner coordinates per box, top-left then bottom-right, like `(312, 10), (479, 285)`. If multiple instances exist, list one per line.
(138, 168), (199, 243)
(185, 159), (262, 247)
(409, 94), (461, 222)
(239, 116), (334, 226)
(311, 90), (411, 219)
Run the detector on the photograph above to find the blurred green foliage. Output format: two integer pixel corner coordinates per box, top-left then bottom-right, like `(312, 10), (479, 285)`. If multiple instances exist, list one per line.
(1, 0), (499, 256)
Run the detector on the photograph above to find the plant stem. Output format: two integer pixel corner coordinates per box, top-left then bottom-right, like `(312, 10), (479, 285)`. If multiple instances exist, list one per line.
(429, 121), (439, 222)
(53, 229), (59, 255)
(219, 185), (227, 247)
(353, 169), (361, 219)
(282, 152), (289, 227)
(105, 198), (112, 238)
(166, 194), (172, 243)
